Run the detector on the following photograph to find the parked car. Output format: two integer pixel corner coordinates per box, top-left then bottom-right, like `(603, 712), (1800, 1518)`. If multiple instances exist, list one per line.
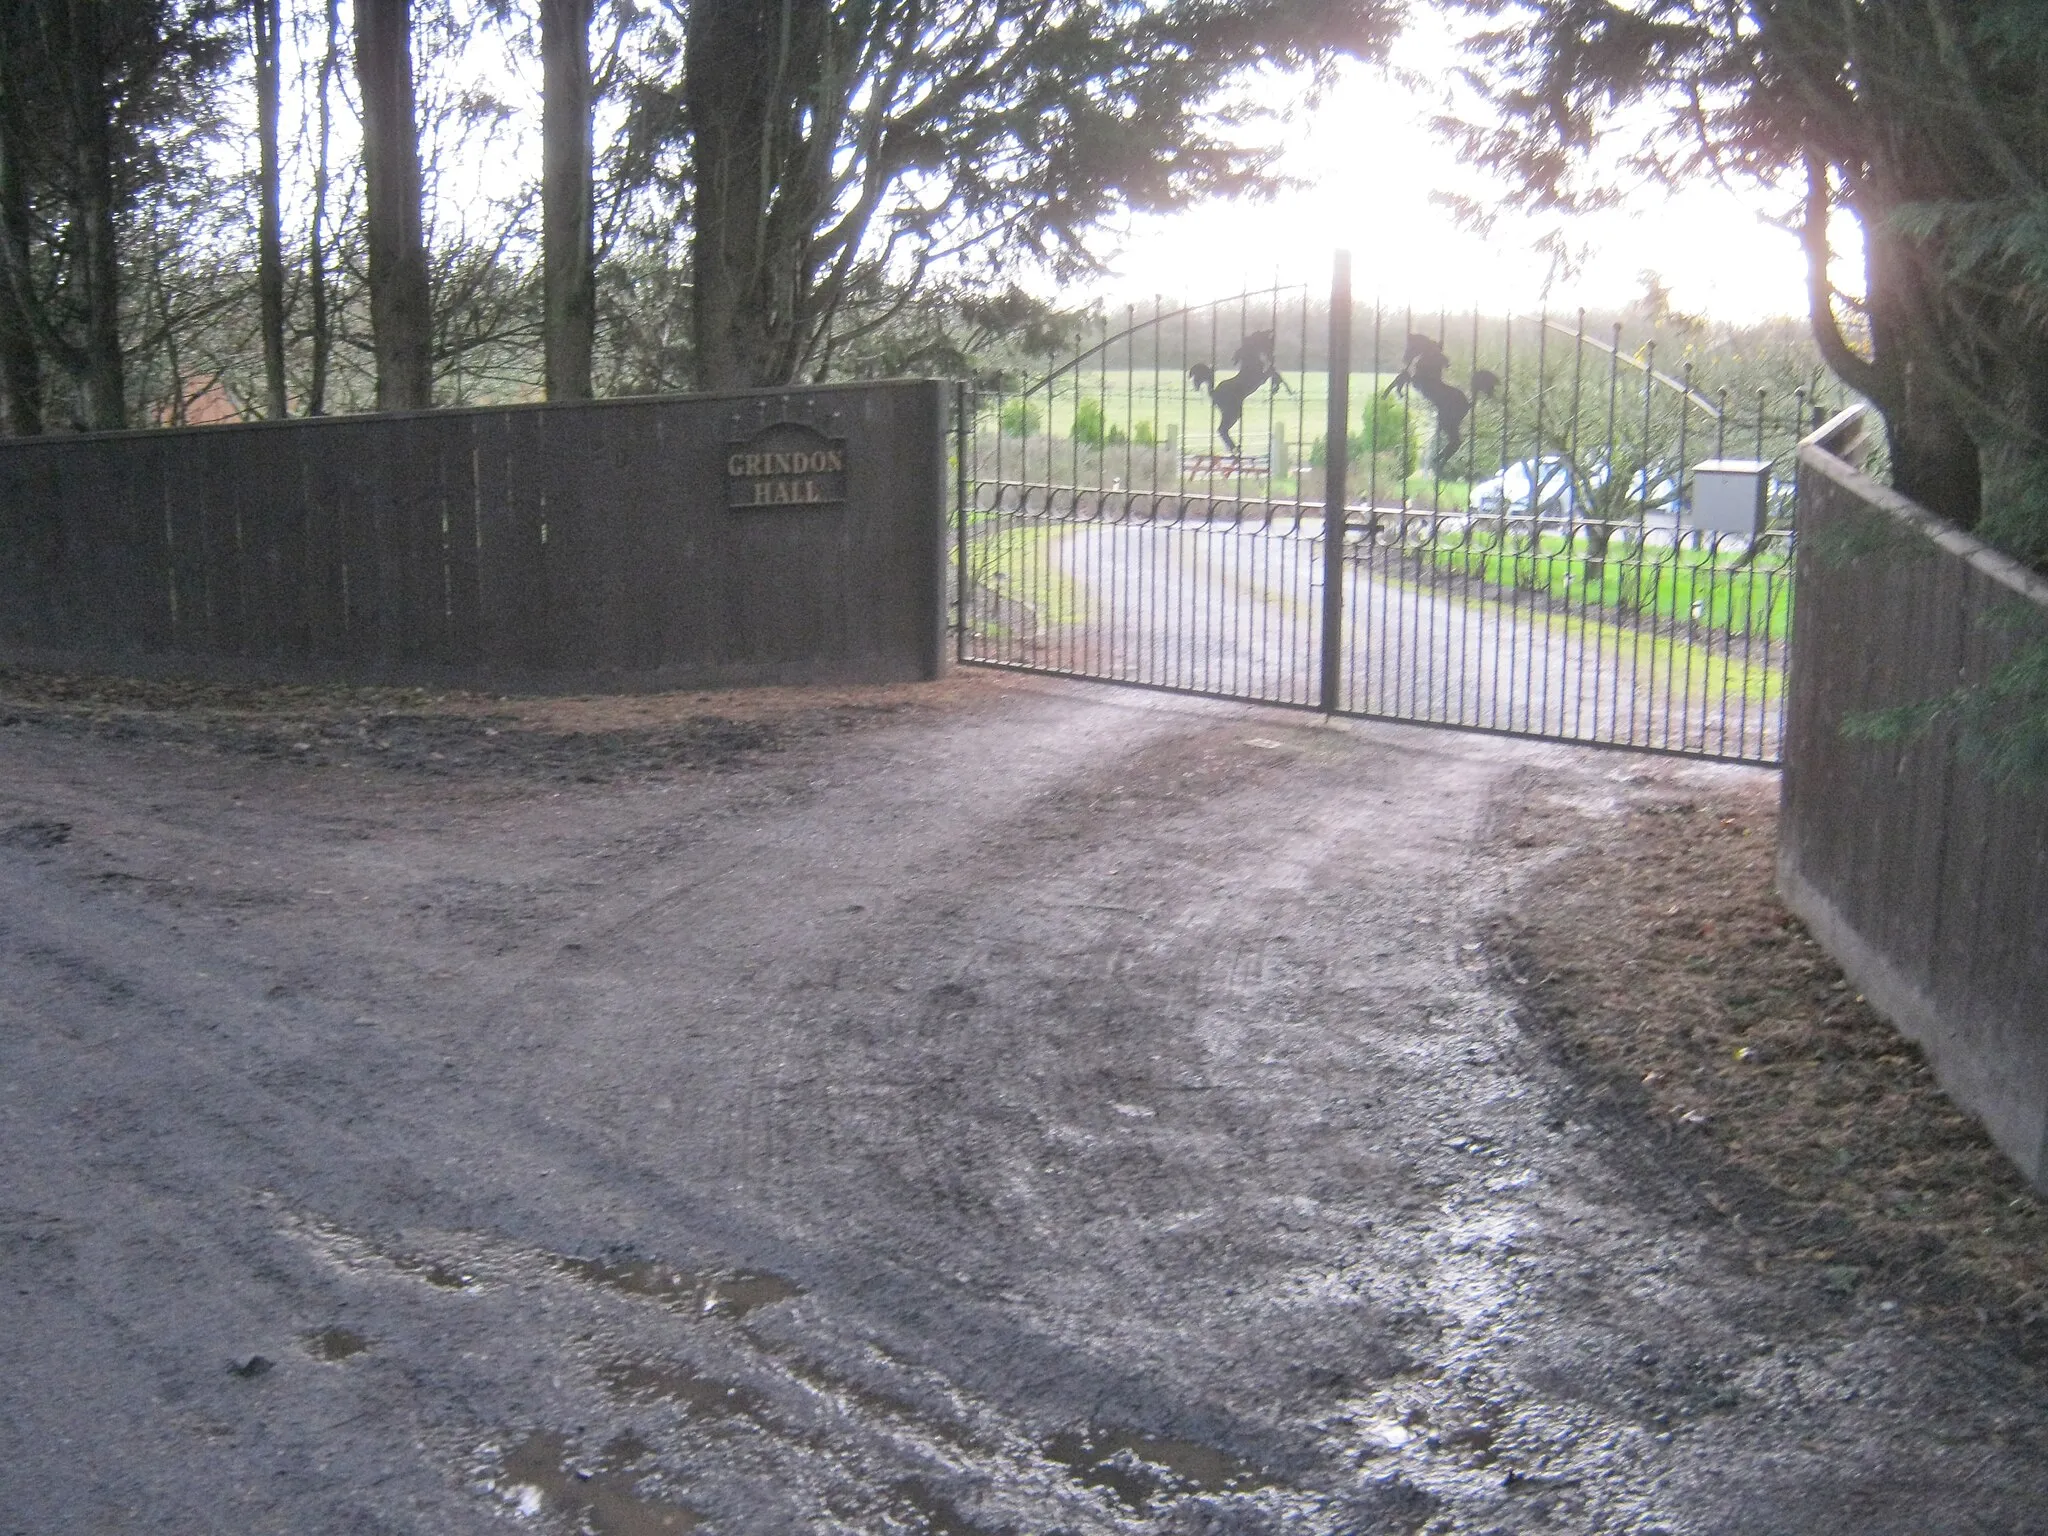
(1470, 455), (1582, 520)
(1608, 468), (1686, 535)
(1621, 468), (1683, 515)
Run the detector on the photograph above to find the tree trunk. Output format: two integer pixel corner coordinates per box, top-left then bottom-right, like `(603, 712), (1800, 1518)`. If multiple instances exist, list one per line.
(307, 0), (339, 415)
(1971, 336), (2048, 567)
(0, 16), (44, 437)
(354, 0), (432, 411)
(1863, 217), (1982, 529)
(540, 0), (594, 400)
(685, 0), (830, 391)
(1887, 360), (1982, 527)
(251, 0), (288, 419)
(0, 245), (37, 435)
(63, 0), (124, 430)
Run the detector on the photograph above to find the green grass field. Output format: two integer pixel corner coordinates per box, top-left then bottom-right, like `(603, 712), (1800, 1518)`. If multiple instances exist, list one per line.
(976, 370), (1508, 511)
(967, 366), (1792, 647)
(1416, 532), (1792, 642)
(961, 518), (1087, 628)
(998, 369), (1411, 449)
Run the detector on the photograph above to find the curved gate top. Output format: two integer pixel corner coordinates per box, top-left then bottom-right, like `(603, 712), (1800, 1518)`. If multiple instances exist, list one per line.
(955, 255), (1833, 766)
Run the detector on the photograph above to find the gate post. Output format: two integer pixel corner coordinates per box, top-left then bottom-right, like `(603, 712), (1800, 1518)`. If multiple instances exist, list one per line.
(1320, 250), (1353, 713)
(955, 380), (971, 663)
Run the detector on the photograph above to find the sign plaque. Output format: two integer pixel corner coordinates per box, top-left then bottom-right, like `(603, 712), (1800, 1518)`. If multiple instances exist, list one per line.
(726, 420), (848, 510)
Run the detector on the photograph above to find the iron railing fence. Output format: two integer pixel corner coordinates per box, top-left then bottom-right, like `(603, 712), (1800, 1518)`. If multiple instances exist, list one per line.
(1334, 509), (1792, 761)
(957, 291), (1831, 764)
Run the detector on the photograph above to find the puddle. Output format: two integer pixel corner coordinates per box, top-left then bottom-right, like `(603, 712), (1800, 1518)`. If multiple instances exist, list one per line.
(598, 1360), (761, 1420)
(893, 1475), (993, 1535)
(554, 1255), (801, 1318)
(1044, 1427), (1263, 1510)
(766, 1349), (981, 1454)
(394, 1254), (474, 1289)
(283, 1211), (482, 1292)
(305, 1326), (368, 1361)
(498, 1430), (701, 1534)
(600, 1431), (654, 1470)
(707, 1270), (802, 1316)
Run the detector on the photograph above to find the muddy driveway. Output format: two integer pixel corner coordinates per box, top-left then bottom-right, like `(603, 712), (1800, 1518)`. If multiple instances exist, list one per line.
(0, 670), (2040, 1535)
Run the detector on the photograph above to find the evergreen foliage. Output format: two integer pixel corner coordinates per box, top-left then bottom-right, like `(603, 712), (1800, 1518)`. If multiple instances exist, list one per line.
(0, 0), (1399, 428)
(1445, 0), (2048, 571)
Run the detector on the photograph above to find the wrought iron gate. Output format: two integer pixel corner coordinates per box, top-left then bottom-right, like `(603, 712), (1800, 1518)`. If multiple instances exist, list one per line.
(956, 259), (1821, 764)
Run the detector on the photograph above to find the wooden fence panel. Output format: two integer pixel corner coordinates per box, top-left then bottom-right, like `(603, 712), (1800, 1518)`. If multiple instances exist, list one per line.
(242, 425), (311, 657)
(61, 436), (129, 651)
(163, 438), (211, 652)
(471, 409), (542, 672)
(195, 427), (254, 656)
(295, 423), (348, 658)
(109, 435), (174, 652)
(1785, 423), (2048, 1190)
(0, 382), (948, 691)
(592, 401), (675, 672)
(439, 414), (482, 668)
(412, 413), (472, 664)
(323, 418), (392, 665)
(535, 402), (608, 670)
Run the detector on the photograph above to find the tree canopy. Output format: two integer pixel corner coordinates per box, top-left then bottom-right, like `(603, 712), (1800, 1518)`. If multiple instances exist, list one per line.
(675, 0), (1399, 389)
(1443, 0), (2048, 566)
(0, 0), (234, 430)
(0, 0), (1401, 427)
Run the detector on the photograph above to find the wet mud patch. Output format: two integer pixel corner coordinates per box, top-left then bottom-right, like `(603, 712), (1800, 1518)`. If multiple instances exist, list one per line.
(747, 1342), (988, 1458)
(554, 1253), (803, 1319)
(393, 1253), (476, 1289)
(1043, 1427), (1264, 1511)
(304, 1325), (369, 1362)
(285, 1211), (481, 1292)
(888, 1474), (996, 1535)
(496, 1430), (701, 1534)
(597, 1360), (761, 1421)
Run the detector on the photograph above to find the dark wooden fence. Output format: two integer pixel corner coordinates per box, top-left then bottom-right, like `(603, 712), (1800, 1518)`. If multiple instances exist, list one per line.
(0, 380), (949, 689)
(1784, 408), (2048, 1191)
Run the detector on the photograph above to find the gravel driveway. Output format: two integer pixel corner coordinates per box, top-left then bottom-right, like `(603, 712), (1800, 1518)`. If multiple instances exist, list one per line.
(1, 670), (2040, 1534)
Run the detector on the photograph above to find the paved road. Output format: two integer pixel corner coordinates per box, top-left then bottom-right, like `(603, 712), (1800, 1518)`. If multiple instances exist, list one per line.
(970, 516), (1783, 759)
(0, 677), (2036, 1533)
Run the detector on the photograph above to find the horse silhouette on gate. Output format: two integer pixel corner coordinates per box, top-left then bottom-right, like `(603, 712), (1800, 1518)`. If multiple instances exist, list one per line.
(1385, 333), (1497, 461)
(1189, 330), (1291, 457)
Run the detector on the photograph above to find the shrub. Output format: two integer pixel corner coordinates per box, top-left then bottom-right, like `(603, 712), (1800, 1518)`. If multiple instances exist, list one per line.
(1308, 397), (1419, 470)
(1358, 394), (1414, 456)
(998, 399), (1040, 437)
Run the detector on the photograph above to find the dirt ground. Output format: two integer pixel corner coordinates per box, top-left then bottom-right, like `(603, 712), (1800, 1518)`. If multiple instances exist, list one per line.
(1490, 768), (2047, 1354)
(0, 664), (2042, 1536)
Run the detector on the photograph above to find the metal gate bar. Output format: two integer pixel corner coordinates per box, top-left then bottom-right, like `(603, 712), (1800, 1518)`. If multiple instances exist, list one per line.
(956, 269), (1814, 765)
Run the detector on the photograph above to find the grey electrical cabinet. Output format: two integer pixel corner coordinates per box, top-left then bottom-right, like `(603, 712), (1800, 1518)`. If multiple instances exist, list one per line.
(1688, 458), (1770, 537)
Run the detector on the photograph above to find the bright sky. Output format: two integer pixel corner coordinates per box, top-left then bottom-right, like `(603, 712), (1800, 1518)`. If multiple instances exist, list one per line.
(257, 6), (1826, 331)
(1086, 14), (1824, 324)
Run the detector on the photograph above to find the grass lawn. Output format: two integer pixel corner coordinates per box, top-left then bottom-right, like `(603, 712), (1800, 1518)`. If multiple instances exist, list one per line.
(1417, 530), (1792, 643)
(962, 517), (1087, 628)
(991, 370), (1414, 451)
